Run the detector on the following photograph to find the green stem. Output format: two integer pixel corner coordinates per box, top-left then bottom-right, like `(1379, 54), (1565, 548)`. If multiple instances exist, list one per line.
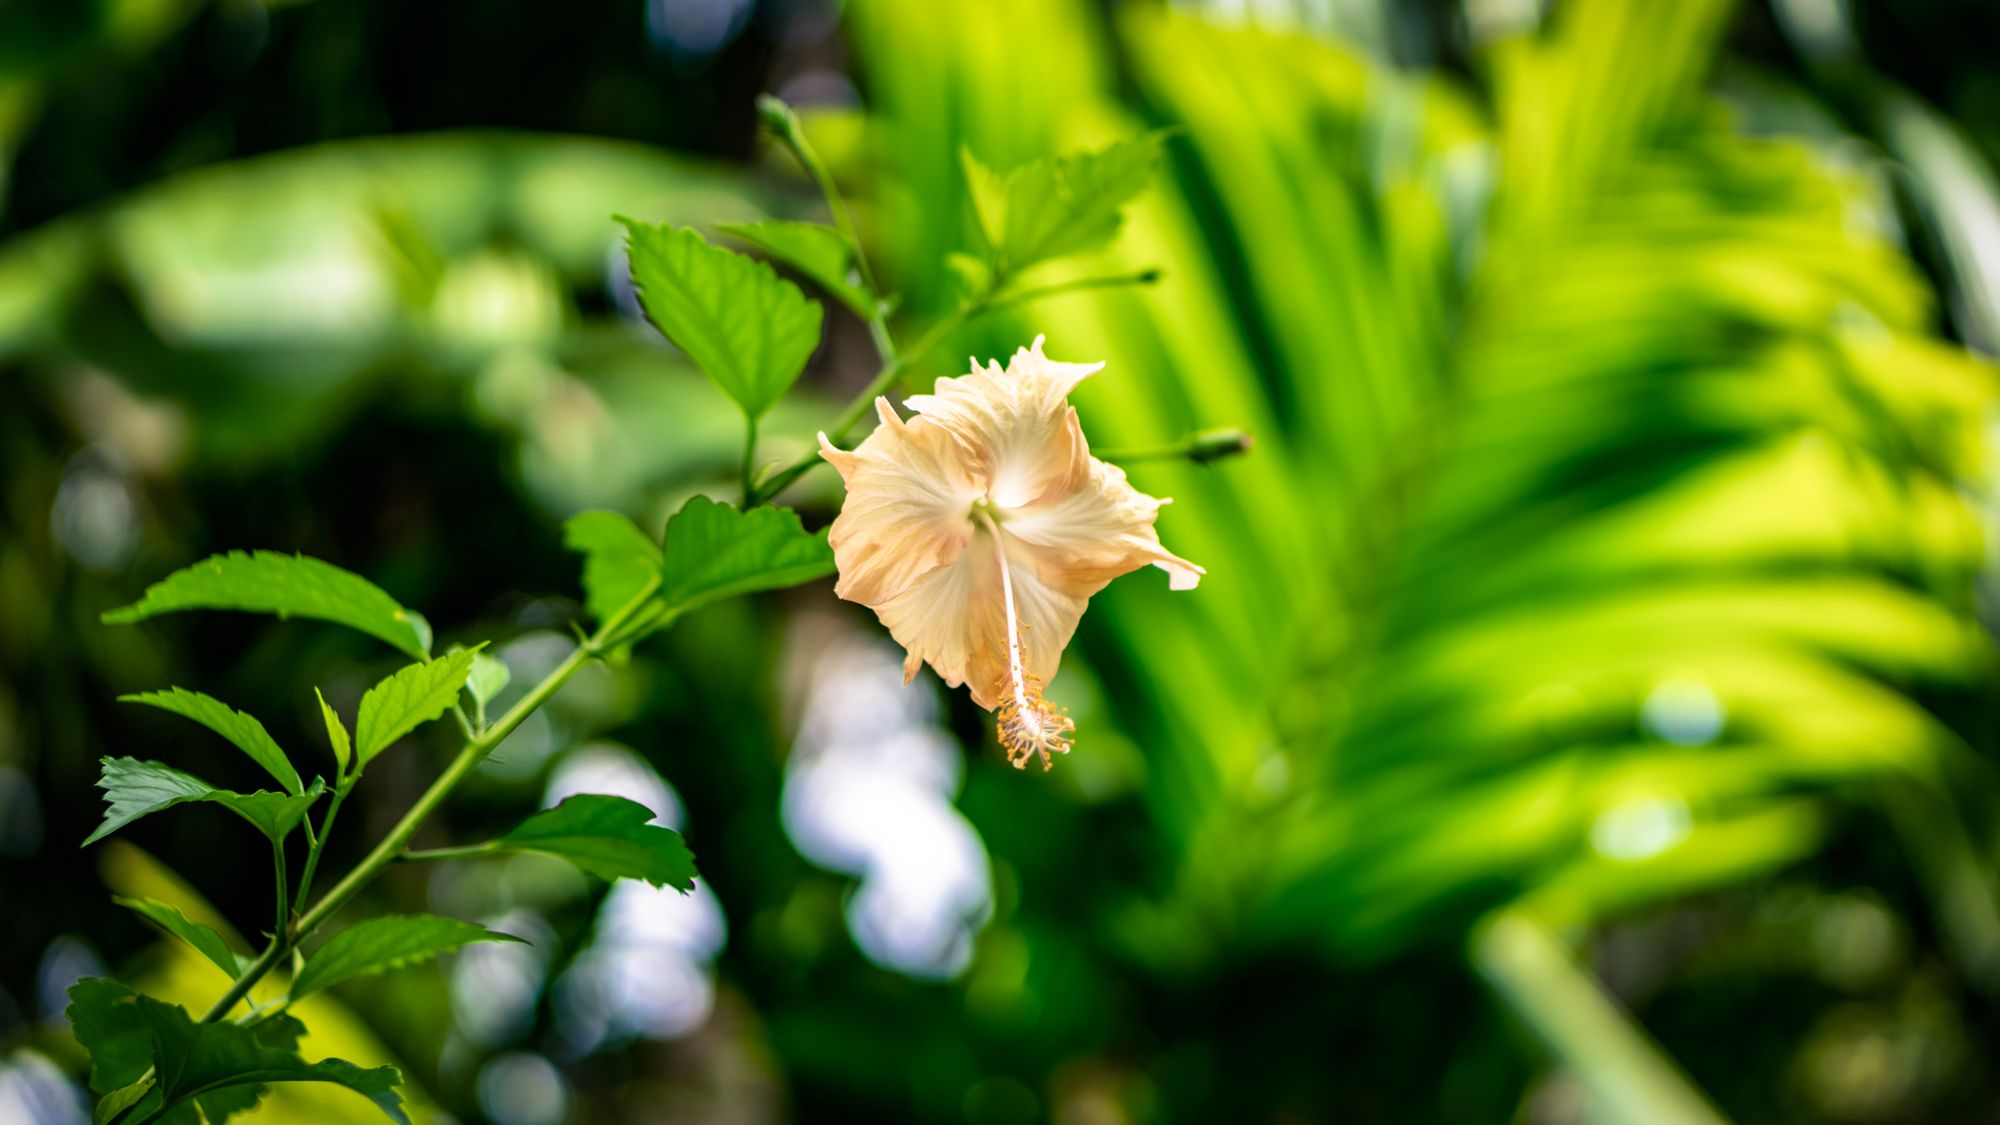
(270, 838), (288, 942)
(291, 783), (349, 917)
(1472, 907), (1728, 1125)
(1095, 428), (1253, 465)
(1091, 443), (1184, 461)
(750, 263), (1155, 503)
(984, 268), (1160, 311)
(294, 648), (589, 935)
(757, 95), (901, 370)
(398, 841), (502, 863)
(451, 701), (477, 739)
(751, 297), (987, 503)
(759, 96), (884, 299)
(198, 578), (663, 1023)
(739, 415), (760, 510)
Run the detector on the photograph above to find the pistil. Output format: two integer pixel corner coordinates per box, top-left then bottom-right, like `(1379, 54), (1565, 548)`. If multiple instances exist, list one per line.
(974, 510), (1075, 770)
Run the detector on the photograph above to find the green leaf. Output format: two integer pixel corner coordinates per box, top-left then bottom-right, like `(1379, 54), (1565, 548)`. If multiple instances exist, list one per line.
(210, 780), (324, 842)
(315, 687), (351, 776)
(178, 1013), (309, 1124)
(292, 914), (523, 1000)
(963, 132), (1165, 275)
(617, 217), (824, 419)
(719, 219), (884, 319)
(113, 897), (249, 979)
(93, 1077), (154, 1125)
(119, 688), (302, 796)
(84, 758), (322, 846)
(466, 652), (510, 710)
(961, 146), (1012, 259)
(564, 510), (662, 630)
(102, 551), (431, 660)
(67, 980), (407, 1124)
(498, 794), (697, 891)
(68, 978), (154, 1094)
(85, 757), (213, 847)
(659, 496), (834, 616)
(353, 648), (481, 769)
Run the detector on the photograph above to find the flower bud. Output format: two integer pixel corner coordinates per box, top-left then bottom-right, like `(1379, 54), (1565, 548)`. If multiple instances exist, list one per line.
(755, 94), (799, 139)
(1188, 427), (1253, 464)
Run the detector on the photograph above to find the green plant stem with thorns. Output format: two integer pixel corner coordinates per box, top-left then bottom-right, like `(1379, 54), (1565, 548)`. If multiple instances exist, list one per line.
(197, 578), (664, 1024)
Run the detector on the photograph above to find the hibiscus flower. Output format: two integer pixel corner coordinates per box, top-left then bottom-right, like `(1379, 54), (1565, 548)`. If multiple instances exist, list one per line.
(819, 337), (1203, 769)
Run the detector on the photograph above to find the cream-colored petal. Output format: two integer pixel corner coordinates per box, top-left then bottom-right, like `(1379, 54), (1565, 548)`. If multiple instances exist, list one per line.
(872, 528), (1088, 711)
(1003, 456), (1205, 593)
(873, 533), (1005, 708)
(904, 335), (1101, 510)
(818, 398), (988, 605)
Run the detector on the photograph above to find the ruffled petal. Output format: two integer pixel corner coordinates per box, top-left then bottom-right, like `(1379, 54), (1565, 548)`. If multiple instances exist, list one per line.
(819, 398), (989, 605)
(873, 533), (1005, 707)
(904, 335), (1101, 511)
(1003, 457), (1205, 593)
(872, 529), (1089, 711)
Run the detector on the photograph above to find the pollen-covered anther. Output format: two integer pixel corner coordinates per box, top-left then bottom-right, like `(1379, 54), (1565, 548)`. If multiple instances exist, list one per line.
(996, 678), (1074, 771)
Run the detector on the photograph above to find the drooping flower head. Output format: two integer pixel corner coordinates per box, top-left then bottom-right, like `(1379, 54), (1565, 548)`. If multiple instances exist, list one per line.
(819, 336), (1202, 770)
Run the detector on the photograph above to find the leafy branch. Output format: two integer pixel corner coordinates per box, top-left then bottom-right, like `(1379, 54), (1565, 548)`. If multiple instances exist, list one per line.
(66, 97), (1239, 1125)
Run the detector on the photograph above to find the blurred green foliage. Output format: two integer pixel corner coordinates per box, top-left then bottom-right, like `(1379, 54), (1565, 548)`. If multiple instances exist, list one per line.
(3, 0), (2000, 1123)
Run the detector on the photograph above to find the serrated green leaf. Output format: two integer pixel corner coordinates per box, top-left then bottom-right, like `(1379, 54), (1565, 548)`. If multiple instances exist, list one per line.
(498, 794), (697, 891)
(315, 687), (351, 776)
(618, 217), (824, 419)
(68, 980), (407, 1124)
(466, 652), (510, 709)
(84, 758), (322, 846)
(659, 496), (834, 616)
(292, 914), (523, 1000)
(564, 510), (662, 631)
(119, 688), (301, 796)
(211, 780), (324, 842)
(353, 648), (481, 769)
(102, 551), (431, 660)
(84, 758), (213, 847)
(113, 897), (249, 980)
(719, 219), (883, 319)
(181, 1013), (308, 1124)
(964, 133), (1165, 276)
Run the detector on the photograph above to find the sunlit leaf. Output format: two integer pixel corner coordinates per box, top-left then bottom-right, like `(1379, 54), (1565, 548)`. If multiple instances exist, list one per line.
(314, 687), (351, 776)
(564, 510), (662, 631)
(293, 914), (523, 1000)
(119, 687), (302, 796)
(102, 551), (431, 660)
(113, 897), (250, 979)
(618, 217), (823, 419)
(497, 794), (697, 891)
(465, 652), (510, 710)
(353, 648), (481, 768)
(84, 758), (323, 846)
(963, 133), (1165, 277)
(720, 219), (884, 319)
(659, 495), (833, 616)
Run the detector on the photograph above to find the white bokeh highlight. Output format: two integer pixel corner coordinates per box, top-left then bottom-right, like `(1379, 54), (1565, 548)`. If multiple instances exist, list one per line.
(782, 622), (993, 979)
